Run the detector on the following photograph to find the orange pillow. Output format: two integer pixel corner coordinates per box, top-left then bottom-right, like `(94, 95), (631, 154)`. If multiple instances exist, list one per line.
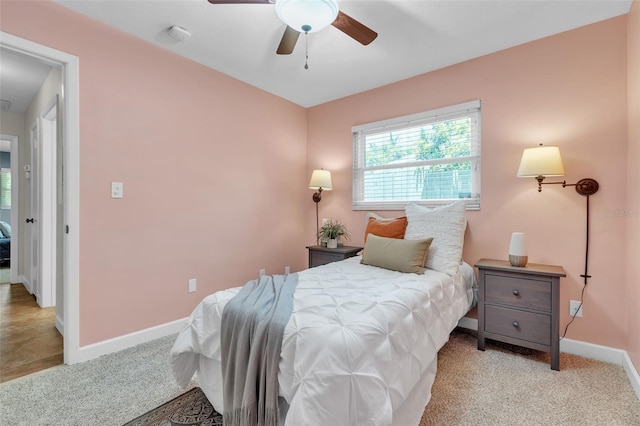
(364, 216), (408, 242)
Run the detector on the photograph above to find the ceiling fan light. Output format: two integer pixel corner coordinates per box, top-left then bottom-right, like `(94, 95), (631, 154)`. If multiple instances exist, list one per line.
(275, 0), (339, 33)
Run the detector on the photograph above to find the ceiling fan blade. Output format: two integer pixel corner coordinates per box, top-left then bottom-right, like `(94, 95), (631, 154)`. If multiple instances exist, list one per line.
(207, 0), (274, 4)
(331, 10), (377, 46)
(276, 26), (300, 55)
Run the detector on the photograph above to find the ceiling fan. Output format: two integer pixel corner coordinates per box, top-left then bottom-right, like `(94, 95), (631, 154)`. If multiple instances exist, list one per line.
(207, 0), (377, 55)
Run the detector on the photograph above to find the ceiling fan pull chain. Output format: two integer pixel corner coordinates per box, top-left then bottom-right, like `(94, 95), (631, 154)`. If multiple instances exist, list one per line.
(304, 30), (309, 70)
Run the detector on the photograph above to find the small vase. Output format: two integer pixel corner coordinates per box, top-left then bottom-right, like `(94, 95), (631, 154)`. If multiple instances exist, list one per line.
(509, 232), (528, 267)
(327, 239), (338, 249)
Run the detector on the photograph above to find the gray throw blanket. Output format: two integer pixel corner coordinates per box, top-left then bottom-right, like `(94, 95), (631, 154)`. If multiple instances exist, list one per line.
(220, 273), (299, 426)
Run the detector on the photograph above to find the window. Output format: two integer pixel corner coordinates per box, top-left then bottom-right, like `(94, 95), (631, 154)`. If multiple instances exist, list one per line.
(0, 168), (10, 210)
(352, 100), (481, 210)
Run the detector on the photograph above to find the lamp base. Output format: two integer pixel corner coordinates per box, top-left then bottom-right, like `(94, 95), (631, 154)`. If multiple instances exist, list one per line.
(509, 255), (528, 267)
(574, 178), (599, 196)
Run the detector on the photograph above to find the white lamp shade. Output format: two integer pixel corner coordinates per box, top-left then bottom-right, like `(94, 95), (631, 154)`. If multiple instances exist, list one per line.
(509, 232), (527, 256)
(275, 0), (339, 33)
(309, 169), (332, 190)
(517, 145), (565, 177)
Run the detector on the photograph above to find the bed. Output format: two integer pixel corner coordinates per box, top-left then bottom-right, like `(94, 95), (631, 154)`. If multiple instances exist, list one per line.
(171, 201), (474, 426)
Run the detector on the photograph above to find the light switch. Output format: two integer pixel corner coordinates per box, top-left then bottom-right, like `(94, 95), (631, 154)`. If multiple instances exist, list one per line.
(111, 182), (123, 198)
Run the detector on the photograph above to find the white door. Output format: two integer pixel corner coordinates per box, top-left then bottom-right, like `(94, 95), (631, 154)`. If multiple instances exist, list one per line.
(40, 99), (57, 308)
(28, 99), (58, 309)
(28, 121), (39, 299)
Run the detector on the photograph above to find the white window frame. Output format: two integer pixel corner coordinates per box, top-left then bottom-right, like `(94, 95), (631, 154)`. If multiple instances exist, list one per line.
(352, 100), (481, 211)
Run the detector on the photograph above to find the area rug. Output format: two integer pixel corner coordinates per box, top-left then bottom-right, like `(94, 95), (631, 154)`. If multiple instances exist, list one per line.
(123, 387), (222, 426)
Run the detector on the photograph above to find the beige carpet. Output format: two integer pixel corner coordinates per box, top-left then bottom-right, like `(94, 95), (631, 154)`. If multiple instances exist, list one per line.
(421, 329), (640, 425)
(1, 330), (638, 425)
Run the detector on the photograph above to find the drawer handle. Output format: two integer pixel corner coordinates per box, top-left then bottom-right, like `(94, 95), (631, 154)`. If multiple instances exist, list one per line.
(512, 321), (520, 328)
(512, 290), (520, 296)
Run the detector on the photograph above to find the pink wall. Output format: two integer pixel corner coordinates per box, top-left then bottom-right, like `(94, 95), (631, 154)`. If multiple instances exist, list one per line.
(308, 17), (630, 349)
(2, 1), (636, 356)
(627, 0), (640, 370)
(1, 1), (309, 345)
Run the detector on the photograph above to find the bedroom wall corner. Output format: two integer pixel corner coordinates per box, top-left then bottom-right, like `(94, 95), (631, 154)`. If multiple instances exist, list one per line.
(626, 0), (640, 373)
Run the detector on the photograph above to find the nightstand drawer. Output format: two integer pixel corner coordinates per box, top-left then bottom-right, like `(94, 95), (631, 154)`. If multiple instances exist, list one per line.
(485, 274), (551, 312)
(485, 305), (551, 346)
(306, 245), (363, 268)
(310, 251), (344, 267)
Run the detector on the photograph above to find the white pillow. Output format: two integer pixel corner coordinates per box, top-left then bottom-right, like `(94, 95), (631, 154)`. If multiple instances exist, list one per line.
(0, 221), (10, 238)
(365, 212), (397, 223)
(404, 201), (467, 276)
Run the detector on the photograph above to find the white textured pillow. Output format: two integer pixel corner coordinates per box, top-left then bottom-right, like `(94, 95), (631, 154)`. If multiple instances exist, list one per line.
(404, 201), (467, 276)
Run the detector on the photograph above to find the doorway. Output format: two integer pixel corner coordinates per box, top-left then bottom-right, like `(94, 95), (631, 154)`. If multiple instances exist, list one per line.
(0, 87), (63, 380)
(0, 134), (18, 283)
(0, 32), (80, 365)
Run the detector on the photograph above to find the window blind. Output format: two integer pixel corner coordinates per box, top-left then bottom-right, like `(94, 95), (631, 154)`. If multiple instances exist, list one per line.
(0, 168), (10, 210)
(352, 100), (481, 210)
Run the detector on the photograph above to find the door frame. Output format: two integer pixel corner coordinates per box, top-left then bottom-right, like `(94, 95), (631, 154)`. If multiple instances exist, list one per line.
(1, 32), (81, 364)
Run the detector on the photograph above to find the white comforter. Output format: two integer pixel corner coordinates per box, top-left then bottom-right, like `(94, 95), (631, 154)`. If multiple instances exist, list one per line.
(171, 256), (475, 426)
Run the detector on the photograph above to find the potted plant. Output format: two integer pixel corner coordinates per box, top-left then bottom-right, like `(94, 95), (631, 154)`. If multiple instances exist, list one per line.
(318, 219), (350, 249)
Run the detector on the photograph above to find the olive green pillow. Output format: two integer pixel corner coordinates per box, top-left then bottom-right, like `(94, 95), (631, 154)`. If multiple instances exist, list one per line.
(361, 234), (433, 274)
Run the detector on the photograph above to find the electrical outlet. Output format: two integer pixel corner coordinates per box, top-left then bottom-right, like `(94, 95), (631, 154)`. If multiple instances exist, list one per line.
(188, 278), (197, 293)
(259, 269), (266, 277)
(285, 266), (290, 275)
(569, 300), (583, 317)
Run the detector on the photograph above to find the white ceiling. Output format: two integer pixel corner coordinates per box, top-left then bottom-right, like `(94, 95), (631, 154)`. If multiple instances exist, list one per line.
(0, 48), (54, 113)
(53, 0), (631, 107)
(1, 1), (633, 111)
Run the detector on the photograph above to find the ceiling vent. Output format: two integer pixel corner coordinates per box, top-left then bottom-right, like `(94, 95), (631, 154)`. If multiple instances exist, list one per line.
(0, 100), (10, 111)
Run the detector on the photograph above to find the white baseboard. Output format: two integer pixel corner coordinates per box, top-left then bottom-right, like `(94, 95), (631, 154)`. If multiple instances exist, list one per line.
(559, 338), (625, 365)
(623, 352), (640, 401)
(73, 317), (188, 364)
(456, 317), (640, 401)
(55, 314), (64, 335)
(457, 317), (478, 331)
(18, 275), (32, 294)
(560, 338), (640, 401)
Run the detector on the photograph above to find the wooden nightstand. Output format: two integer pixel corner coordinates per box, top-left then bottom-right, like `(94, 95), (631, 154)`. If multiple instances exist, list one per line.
(306, 245), (363, 268)
(475, 258), (566, 370)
